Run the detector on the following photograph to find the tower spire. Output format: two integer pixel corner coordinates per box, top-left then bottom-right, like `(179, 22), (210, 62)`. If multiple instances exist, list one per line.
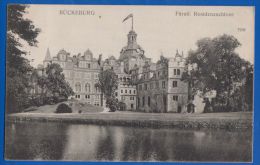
(44, 48), (52, 61)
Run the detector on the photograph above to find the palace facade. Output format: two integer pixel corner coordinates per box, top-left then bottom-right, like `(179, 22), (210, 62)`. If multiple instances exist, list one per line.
(39, 29), (188, 112)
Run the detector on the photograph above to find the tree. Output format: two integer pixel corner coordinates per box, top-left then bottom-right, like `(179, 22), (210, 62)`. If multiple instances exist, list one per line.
(6, 5), (41, 113)
(243, 65), (254, 111)
(44, 63), (74, 101)
(182, 34), (252, 112)
(96, 69), (118, 111)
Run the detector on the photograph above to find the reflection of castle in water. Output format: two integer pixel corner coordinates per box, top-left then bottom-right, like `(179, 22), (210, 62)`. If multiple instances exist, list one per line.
(6, 122), (252, 161)
(37, 25), (188, 113)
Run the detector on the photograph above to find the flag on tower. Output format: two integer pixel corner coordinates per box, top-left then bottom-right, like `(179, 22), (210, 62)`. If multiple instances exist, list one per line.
(122, 14), (133, 22)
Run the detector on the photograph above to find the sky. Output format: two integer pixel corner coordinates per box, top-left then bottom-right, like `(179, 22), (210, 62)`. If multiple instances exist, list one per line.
(22, 5), (255, 67)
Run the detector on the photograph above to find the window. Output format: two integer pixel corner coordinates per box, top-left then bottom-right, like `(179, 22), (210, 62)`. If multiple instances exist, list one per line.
(173, 95), (178, 101)
(133, 90), (136, 94)
(148, 96), (150, 107)
(144, 84), (148, 90)
(156, 81), (159, 88)
(85, 95), (90, 99)
(139, 85), (142, 91)
(174, 69), (181, 75)
(125, 89), (127, 93)
(95, 73), (99, 79)
(121, 90), (123, 93)
(130, 96), (135, 100)
(75, 82), (81, 92)
(177, 69), (180, 75)
(129, 90), (131, 94)
(150, 82), (153, 89)
(88, 63), (91, 68)
(85, 83), (91, 92)
(162, 81), (166, 88)
(138, 97), (140, 107)
(131, 104), (134, 109)
(95, 86), (99, 93)
(142, 96), (145, 106)
(172, 81), (178, 87)
(115, 92), (118, 97)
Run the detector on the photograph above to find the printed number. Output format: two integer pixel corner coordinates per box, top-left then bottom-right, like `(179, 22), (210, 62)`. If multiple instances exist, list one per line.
(238, 28), (246, 32)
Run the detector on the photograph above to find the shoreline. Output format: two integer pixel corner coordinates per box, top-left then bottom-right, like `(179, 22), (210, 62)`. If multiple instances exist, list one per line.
(6, 112), (253, 130)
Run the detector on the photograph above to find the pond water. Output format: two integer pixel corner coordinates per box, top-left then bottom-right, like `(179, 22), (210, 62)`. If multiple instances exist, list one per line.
(5, 121), (252, 162)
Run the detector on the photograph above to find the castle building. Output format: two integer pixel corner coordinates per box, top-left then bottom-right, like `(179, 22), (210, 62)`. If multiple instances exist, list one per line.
(40, 28), (188, 112)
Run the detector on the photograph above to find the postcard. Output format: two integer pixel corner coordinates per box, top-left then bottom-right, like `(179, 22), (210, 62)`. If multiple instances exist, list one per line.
(5, 4), (254, 162)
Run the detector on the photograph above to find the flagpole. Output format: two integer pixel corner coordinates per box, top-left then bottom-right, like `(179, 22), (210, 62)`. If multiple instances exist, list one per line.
(131, 16), (133, 30)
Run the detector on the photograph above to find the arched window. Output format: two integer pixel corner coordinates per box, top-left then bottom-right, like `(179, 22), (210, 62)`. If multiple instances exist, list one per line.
(95, 86), (100, 93)
(85, 83), (91, 93)
(75, 82), (81, 92)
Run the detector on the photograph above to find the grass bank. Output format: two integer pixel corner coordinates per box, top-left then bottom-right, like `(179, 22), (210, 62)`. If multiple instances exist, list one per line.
(7, 111), (252, 130)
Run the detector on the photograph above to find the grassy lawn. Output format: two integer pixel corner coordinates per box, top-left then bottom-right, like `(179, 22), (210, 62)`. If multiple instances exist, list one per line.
(13, 101), (252, 129)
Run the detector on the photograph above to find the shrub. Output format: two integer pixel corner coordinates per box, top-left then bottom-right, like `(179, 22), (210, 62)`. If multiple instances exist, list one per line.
(31, 96), (44, 106)
(106, 97), (119, 112)
(55, 103), (72, 113)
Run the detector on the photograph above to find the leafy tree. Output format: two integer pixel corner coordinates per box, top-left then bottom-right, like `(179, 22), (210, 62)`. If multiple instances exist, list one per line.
(182, 34), (252, 111)
(44, 63), (74, 100)
(6, 5), (41, 113)
(96, 69), (118, 111)
(243, 65), (254, 111)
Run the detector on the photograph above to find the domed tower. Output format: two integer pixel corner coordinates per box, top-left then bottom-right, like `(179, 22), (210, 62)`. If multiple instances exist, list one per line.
(119, 29), (149, 73)
(119, 14), (150, 73)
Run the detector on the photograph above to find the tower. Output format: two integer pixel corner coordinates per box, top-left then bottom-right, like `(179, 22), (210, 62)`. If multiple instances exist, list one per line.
(127, 30), (137, 46)
(43, 48), (52, 67)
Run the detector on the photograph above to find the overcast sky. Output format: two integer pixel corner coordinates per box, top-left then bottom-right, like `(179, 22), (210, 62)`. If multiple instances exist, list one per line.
(23, 5), (254, 67)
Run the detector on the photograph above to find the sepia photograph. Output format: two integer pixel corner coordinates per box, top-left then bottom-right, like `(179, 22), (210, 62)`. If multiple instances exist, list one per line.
(5, 4), (254, 162)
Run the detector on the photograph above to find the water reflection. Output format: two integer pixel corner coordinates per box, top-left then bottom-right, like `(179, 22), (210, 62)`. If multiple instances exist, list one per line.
(5, 122), (252, 162)
(5, 122), (68, 160)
